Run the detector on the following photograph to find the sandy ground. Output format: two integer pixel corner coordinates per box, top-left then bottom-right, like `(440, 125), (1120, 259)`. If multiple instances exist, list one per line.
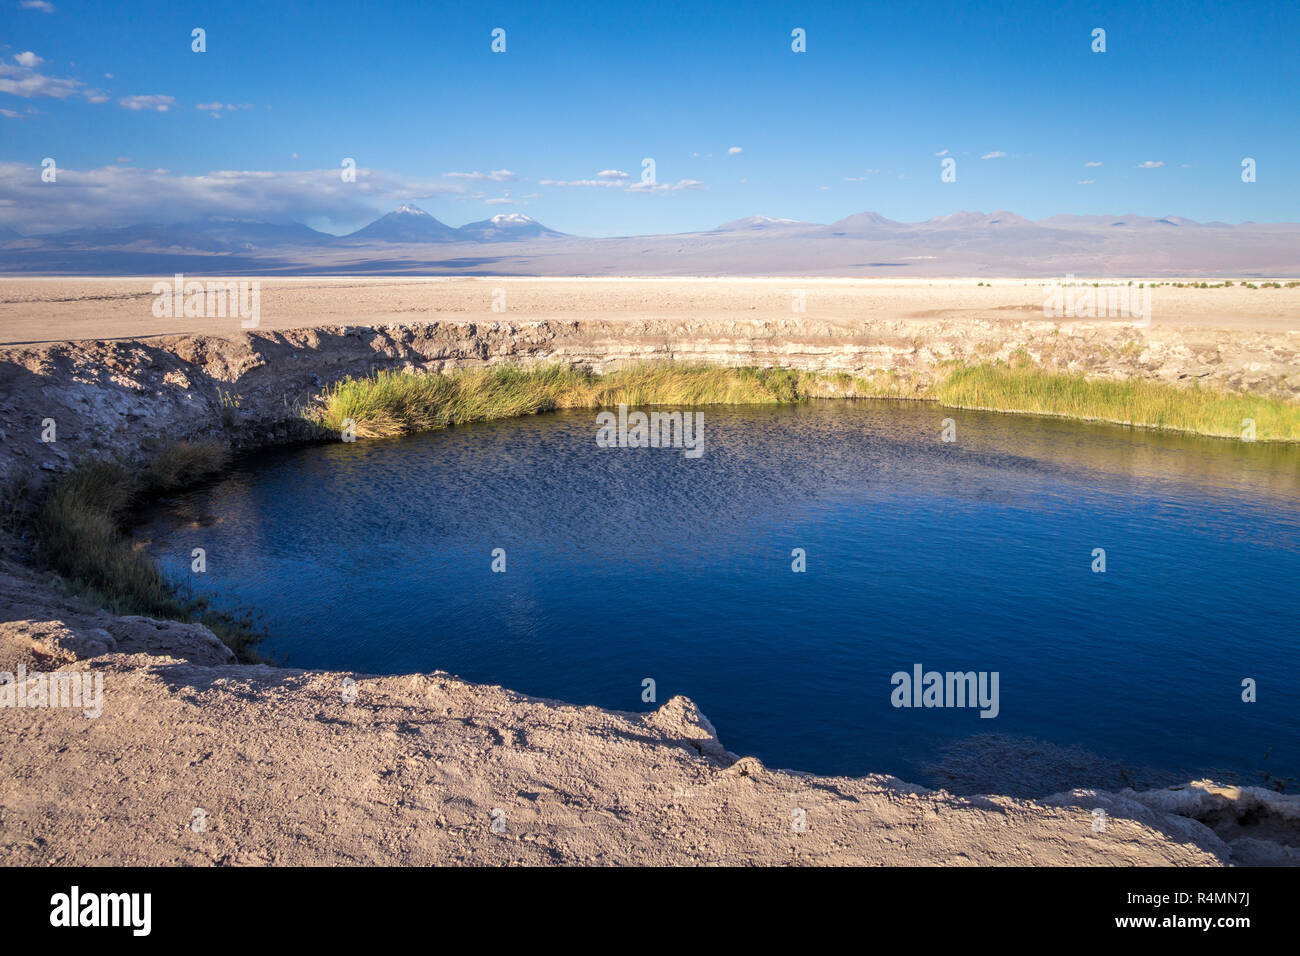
(1, 277), (1298, 345)
(3, 573), (1295, 867)
(1, 285), (1298, 865)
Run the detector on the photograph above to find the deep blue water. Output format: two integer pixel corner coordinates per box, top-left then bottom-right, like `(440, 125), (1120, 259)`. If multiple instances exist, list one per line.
(136, 402), (1300, 790)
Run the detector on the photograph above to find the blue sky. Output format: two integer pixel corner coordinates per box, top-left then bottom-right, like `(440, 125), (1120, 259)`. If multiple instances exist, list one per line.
(2, 0), (1298, 235)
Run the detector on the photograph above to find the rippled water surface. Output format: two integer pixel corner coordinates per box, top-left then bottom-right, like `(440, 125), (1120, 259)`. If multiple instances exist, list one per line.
(136, 402), (1300, 788)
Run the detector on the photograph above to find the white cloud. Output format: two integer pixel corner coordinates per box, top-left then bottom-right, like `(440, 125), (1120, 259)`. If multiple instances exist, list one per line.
(119, 94), (176, 112)
(21, 0), (56, 11)
(115, 156), (131, 163)
(627, 178), (704, 193)
(0, 162), (465, 233)
(197, 102), (252, 112)
(539, 178), (624, 188)
(0, 108), (21, 119)
(1138, 160), (1164, 168)
(1084, 161), (1102, 167)
(443, 169), (516, 182)
(934, 149), (949, 156)
(540, 171), (705, 192)
(483, 197), (518, 206)
(14, 52), (44, 67)
(1077, 179), (1095, 185)
(728, 146), (743, 155)
(0, 60), (101, 100)
(980, 151), (1007, 160)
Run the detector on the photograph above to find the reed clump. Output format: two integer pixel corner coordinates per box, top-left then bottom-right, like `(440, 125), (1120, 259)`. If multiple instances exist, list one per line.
(312, 362), (878, 438)
(33, 441), (260, 660)
(934, 362), (1299, 441)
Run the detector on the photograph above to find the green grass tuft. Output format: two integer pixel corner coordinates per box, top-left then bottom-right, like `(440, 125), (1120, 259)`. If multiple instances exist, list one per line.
(313, 360), (1300, 444)
(33, 445), (261, 660)
(312, 362), (884, 438)
(933, 362), (1300, 441)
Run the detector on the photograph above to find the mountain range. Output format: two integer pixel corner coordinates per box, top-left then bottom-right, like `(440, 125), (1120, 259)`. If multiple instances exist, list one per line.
(1, 205), (1297, 277)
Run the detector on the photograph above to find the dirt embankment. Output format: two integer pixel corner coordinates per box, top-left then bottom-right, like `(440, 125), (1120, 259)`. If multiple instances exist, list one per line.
(1, 317), (1298, 866)
(1, 313), (1296, 485)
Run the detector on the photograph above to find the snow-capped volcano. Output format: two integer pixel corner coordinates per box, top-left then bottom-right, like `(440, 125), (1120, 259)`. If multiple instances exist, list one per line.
(457, 212), (566, 241)
(345, 204), (460, 242)
(714, 215), (810, 231)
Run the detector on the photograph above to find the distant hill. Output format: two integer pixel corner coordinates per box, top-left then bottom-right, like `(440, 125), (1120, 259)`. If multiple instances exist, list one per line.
(3, 208), (1298, 277)
(456, 213), (566, 241)
(824, 211), (903, 234)
(714, 215), (812, 231)
(345, 204), (461, 243)
(36, 218), (337, 253)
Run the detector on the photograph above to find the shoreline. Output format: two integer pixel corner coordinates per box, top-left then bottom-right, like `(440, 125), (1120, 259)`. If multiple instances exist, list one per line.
(2, 317), (1298, 865)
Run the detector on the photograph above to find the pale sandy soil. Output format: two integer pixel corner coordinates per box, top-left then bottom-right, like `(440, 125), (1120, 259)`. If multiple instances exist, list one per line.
(1, 277), (1298, 344)
(1, 286), (1298, 865)
(3, 582), (1295, 866)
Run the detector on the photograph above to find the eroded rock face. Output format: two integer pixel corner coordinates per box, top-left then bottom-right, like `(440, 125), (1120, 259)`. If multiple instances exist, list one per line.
(1, 317), (1295, 490)
(0, 619), (115, 671)
(643, 695), (739, 767)
(1130, 782), (1300, 866)
(0, 566), (235, 667)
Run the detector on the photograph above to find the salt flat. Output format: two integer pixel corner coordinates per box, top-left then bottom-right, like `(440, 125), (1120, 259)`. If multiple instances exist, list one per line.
(1, 276), (1297, 345)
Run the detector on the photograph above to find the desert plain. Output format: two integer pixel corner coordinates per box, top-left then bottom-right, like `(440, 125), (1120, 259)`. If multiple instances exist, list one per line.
(0, 275), (1298, 866)
(2, 276), (1299, 344)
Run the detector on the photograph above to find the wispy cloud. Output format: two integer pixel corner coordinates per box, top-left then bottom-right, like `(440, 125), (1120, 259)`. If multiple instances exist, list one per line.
(1077, 179), (1095, 185)
(542, 169), (703, 193)
(728, 146), (743, 155)
(627, 178), (703, 193)
(21, 0), (56, 12)
(443, 169), (516, 182)
(539, 178), (624, 188)
(1084, 161), (1103, 167)
(13, 52), (44, 67)
(0, 59), (104, 101)
(1138, 160), (1164, 168)
(981, 150), (1007, 160)
(119, 94), (177, 112)
(0, 162), (462, 233)
(934, 149), (949, 157)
